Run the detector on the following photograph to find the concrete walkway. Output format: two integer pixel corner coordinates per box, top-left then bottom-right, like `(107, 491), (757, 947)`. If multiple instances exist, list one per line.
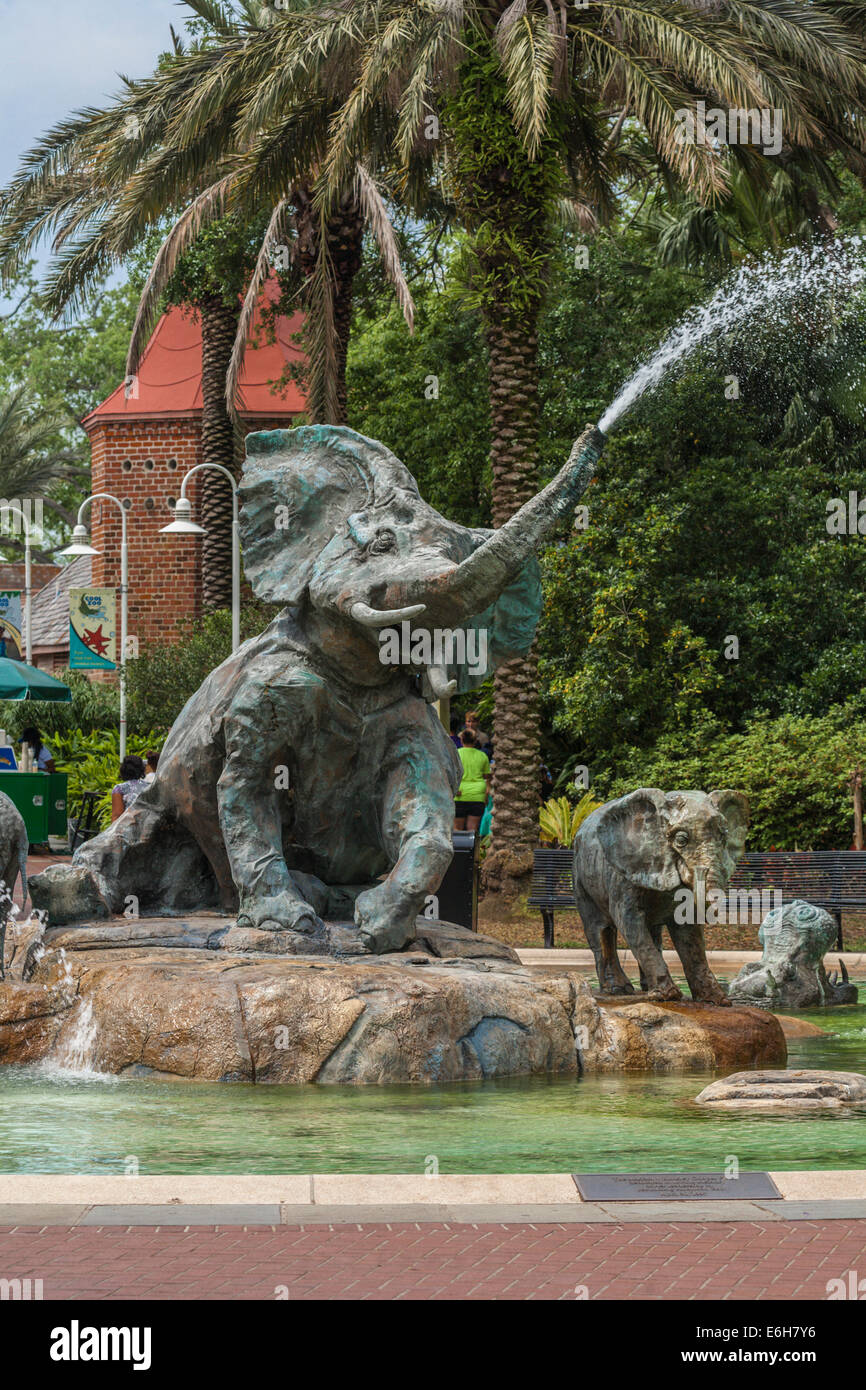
(517, 947), (866, 976)
(0, 1171), (864, 1226)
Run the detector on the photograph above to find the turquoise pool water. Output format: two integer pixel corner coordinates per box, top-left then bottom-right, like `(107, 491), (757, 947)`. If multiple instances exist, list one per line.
(1, 1005), (864, 1175)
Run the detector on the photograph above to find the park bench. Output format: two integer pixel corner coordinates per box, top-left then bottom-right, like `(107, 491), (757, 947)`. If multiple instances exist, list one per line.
(529, 846), (866, 949)
(528, 847), (576, 948)
(728, 851), (866, 952)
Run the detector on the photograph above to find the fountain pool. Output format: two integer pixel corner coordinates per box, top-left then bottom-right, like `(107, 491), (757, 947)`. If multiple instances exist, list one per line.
(1, 1004), (863, 1176)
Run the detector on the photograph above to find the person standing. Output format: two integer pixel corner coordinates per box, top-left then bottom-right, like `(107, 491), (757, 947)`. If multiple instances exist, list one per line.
(464, 710), (492, 754)
(454, 729), (491, 833)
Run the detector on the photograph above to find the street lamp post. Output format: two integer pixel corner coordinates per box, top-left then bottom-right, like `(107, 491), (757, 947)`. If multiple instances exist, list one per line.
(160, 463), (240, 652)
(2, 503), (34, 664)
(60, 494), (129, 760)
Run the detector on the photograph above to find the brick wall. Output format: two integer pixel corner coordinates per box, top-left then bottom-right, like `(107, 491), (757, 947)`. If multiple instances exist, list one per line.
(0, 564), (61, 591)
(86, 416), (297, 650)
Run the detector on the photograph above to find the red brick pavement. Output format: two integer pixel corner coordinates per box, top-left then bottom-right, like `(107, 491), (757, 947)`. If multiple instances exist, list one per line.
(1, 1221), (864, 1300)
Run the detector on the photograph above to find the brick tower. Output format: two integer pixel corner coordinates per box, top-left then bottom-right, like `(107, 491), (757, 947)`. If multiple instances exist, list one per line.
(81, 299), (306, 650)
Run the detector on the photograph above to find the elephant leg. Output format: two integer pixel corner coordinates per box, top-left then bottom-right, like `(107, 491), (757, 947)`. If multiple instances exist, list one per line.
(638, 923), (664, 992)
(218, 716), (324, 935)
(617, 912), (681, 1001)
(354, 733), (455, 955)
(575, 883), (632, 993)
(666, 920), (729, 1006)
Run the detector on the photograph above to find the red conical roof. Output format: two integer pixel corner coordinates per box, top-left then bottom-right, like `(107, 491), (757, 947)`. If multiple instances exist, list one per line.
(83, 290), (306, 426)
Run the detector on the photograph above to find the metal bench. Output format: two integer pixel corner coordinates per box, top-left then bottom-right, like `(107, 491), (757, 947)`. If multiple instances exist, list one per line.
(529, 846), (866, 950)
(728, 851), (866, 952)
(528, 847), (576, 948)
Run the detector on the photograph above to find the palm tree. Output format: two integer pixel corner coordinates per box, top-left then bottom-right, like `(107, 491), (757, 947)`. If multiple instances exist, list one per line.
(0, 388), (87, 559)
(240, 0), (866, 880)
(0, 1), (414, 602)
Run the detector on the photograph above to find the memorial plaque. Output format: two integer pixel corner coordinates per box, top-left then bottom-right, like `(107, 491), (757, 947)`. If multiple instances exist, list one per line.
(573, 1171), (782, 1202)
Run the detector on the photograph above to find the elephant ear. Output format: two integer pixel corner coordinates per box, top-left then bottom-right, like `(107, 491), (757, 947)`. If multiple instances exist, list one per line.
(239, 425), (419, 603)
(439, 528), (542, 695)
(596, 789), (681, 891)
(709, 789), (750, 860)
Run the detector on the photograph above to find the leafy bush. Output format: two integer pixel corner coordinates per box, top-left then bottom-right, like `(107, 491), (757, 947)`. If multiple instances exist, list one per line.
(53, 728), (163, 830)
(595, 705), (865, 851)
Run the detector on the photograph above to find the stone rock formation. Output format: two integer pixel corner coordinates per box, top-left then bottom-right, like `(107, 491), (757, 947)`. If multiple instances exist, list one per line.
(696, 1069), (866, 1109)
(0, 916), (786, 1083)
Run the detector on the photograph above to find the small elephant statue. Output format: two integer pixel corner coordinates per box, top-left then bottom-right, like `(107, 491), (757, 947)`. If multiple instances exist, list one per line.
(0, 790), (28, 980)
(31, 422), (605, 953)
(729, 899), (859, 1009)
(573, 787), (749, 1003)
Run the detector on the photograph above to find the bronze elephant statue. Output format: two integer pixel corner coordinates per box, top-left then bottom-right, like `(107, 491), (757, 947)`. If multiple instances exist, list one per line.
(32, 422), (605, 954)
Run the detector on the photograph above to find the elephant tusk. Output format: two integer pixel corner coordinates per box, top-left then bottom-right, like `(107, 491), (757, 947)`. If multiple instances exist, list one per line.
(427, 663), (457, 699)
(351, 601), (426, 627)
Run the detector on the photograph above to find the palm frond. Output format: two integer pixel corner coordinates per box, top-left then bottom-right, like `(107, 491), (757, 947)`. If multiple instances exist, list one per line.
(225, 197), (291, 421)
(354, 163), (414, 331)
(126, 176), (234, 376)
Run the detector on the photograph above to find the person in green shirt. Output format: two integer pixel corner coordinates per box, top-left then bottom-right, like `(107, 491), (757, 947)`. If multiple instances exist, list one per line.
(454, 728), (491, 833)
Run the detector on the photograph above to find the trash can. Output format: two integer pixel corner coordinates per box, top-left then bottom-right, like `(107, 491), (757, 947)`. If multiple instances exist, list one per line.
(0, 771), (49, 844)
(436, 831), (478, 931)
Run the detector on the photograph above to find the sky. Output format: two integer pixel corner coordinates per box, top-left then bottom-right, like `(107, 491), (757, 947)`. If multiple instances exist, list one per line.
(0, 0), (182, 193)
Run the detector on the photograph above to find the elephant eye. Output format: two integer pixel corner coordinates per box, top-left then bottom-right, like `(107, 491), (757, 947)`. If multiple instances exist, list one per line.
(673, 831), (689, 849)
(368, 531), (396, 555)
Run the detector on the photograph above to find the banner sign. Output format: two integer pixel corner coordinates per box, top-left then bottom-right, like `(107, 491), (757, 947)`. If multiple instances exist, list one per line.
(69, 587), (117, 670)
(0, 590), (23, 659)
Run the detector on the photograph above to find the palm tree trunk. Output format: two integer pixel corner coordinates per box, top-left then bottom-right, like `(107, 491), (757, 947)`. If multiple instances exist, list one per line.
(329, 192), (365, 424)
(294, 184), (364, 424)
(446, 49), (560, 892)
(199, 292), (240, 609)
(485, 322), (542, 879)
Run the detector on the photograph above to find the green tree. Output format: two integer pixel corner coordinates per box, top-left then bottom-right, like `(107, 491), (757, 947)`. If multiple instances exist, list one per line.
(263, 0), (866, 881)
(0, 387), (87, 556)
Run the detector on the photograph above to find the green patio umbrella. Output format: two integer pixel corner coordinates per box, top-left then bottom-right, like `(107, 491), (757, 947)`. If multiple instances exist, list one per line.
(0, 658), (72, 702)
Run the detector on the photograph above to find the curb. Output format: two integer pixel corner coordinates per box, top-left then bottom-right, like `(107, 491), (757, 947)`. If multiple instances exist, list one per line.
(0, 1172), (864, 1225)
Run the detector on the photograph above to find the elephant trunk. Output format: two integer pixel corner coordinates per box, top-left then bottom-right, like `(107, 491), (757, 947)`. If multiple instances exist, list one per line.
(393, 423), (605, 623)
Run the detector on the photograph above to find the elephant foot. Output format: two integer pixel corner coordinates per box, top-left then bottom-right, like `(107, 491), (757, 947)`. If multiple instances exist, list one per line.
(354, 884), (417, 955)
(647, 981), (683, 1002)
(693, 980), (730, 1007)
(236, 891), (325, 936)
(602, 978), (635, 995)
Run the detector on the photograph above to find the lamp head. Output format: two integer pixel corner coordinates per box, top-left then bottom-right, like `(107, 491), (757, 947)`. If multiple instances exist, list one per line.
(160, 496), (206, 535)
(60, 524), (101, 557)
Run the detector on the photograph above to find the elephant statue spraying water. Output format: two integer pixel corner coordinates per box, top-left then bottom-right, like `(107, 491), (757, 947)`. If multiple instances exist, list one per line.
(573, 787), (750, 1003)
(32, 423), (605, 953)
